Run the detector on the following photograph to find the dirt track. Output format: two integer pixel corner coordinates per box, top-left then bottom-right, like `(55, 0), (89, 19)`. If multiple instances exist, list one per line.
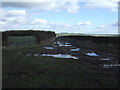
(36, 37), (120, 70)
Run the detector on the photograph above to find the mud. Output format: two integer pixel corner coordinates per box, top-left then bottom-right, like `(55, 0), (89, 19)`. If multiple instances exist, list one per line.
(25, 37), (119, 71)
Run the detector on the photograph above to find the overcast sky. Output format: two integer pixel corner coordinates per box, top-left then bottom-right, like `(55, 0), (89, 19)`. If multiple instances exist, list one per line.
(0, 0), (119, 34)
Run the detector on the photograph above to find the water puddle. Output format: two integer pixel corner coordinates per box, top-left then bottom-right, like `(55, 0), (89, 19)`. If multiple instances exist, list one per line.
(65, 42), (70, 45)
(26, 53), (78, 59)
(27, 54), (31, 56)
(58, 44), (70, 47)
(40, 54), (79, 59)
(58, 43), (71, 47)
(44, 47), (54, 49)
(70, 48), (80, 51)
(102, 64), (120, 68)
(101, 58), (110, 61)
(64, 44), (71, 47)
(53, 41), (71, 47)
(34, 54), (39, 56)
(85, 52), (98, 56)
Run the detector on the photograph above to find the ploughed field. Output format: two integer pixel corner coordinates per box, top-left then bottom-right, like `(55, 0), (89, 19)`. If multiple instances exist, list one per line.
(2, 36), (119, 88)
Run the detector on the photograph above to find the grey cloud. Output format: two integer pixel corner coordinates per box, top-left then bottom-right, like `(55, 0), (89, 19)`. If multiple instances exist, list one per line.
(2, 2), (80, 13)
(97, 21), (119, 29)
(2, 2), (28, 8)
(2, 2), (53, 10)
(112, 21), (120, 26)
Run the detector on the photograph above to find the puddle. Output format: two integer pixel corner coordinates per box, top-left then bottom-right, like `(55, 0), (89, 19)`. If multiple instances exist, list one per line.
(53, 41), (71, 47)
(27, 54), (31, 56)
(65, 42), (70, 45)
(58, 43), (71, 47)
(102, 64), (120, 68)
(40, 54), (79, 59)
(64, 44), (71, 46)
(53, 45), (58, 47)
(85, 52), (98, 56)
(113, 64), (120, 67)
(44, 47), (54, 49)
(34, 54), (39, 56)
(101, 58), (110, 61)
(70, 48), (80, 51)
(53, 41), (61, 45)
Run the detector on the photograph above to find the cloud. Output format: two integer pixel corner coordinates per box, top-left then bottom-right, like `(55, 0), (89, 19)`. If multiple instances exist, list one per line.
(85, 0), (118, 12)
(76, 21), (91, 26)
(1, 10), (92, 33)
(1, 9), (26, 21)
(1, 8), (71, 28)
(0, 21), (5, 25)
(97, 21), (119, 29)
(95, 21), (118, 34)
(5, 10), (26, 16)
(50, 22), (70, 27)
(1, 9), (70, 31)
(66, 0), (80, 13)
(112, 21), (120, 26)
(2, 9), (26, 17)
(2, 1), (80, 13)
(2, 2), (50, 9)
(0, 21), (6, 30)
(1, 9), (30, 24)
(2, 0), (119, 13)
(97, 25), (109, 29)
(31, 19), (48, 24)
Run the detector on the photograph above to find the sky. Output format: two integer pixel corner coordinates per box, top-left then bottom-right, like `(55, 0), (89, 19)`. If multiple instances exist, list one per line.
(0, 0), (119, 34)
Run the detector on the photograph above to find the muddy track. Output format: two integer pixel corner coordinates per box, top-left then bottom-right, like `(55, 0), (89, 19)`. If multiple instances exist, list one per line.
(24, 37), (119, 77)
(53, 37), (119, 73)
(27, 37), (119, 69)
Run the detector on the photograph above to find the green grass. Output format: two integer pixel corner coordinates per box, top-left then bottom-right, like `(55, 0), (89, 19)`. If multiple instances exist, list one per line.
(3, 54), (118, 88)
(56, 33), (91, 37)
(56, 33), (118, 37)
(2, 42), (119, 88)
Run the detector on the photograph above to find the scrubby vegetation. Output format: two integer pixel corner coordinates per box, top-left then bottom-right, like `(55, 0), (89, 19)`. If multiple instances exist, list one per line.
(2, 30), (56, 47)
(59, 35), (119, 54)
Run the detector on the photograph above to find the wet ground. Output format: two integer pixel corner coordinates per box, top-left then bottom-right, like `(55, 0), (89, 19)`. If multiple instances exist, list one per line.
(3, 37), (119, 88)
(25, 38), (120, 70)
